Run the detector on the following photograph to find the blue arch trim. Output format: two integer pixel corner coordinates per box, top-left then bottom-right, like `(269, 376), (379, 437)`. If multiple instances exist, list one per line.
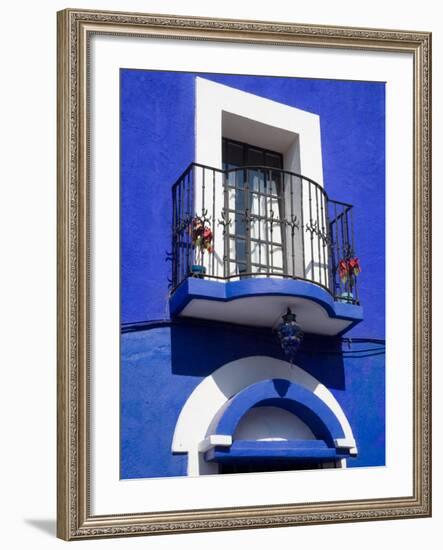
(170, 277), (363, 331)
(209, 378), (346, 447)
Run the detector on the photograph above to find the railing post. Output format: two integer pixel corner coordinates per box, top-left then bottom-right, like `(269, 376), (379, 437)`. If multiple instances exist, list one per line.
(245, 168), (251, 274)
(172, 182), (177, 288)
(325, 198), (334, 295)
(223, 170), (230, 278)
(350, 206), (358, 302)
(300, 177), (306, 279)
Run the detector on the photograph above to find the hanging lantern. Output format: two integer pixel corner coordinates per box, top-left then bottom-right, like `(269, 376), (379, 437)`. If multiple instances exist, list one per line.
(277, 308), (304, 362)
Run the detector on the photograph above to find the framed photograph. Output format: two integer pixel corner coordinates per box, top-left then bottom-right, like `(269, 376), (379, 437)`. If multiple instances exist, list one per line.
(57, 8), (431, 540)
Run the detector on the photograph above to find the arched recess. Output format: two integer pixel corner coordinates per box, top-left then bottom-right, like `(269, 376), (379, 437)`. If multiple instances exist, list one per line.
(204, 378), (352, 471)
(234, 406), (316, 442)
(172, 356), (357, 476)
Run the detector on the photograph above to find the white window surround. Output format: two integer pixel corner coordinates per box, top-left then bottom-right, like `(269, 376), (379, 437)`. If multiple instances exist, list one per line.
(195, 77), (324, 181)
(194, 77), (327, 282)
(171, 356), (357, 476)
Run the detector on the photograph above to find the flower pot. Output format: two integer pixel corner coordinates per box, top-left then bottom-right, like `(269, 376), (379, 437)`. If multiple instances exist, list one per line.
(190, 264), (206, 278)
(340, 291), (354, 303)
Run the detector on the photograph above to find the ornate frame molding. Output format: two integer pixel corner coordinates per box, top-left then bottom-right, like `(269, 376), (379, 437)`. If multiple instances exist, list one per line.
(57, 8), (431, 540)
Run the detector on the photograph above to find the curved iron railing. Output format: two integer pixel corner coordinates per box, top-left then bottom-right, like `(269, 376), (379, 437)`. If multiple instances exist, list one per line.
(172, 163), (359, 304)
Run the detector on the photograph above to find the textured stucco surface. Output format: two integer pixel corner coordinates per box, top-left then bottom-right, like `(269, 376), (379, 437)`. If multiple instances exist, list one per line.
(120, 70), (385, 479)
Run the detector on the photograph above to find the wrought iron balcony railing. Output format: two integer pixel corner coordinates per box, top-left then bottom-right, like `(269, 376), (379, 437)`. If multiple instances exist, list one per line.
(172, 163), (360, 304)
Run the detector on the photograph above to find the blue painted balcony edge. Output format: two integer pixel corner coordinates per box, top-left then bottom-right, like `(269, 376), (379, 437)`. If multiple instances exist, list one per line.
(170, 277), (363, 335)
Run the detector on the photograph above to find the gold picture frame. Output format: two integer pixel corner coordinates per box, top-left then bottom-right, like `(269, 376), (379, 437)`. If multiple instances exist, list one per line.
(57, 8), (431, 540)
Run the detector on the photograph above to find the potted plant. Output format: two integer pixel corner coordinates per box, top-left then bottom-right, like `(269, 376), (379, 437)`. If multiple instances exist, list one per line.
(338, 256), (361, 302)
(189, 216), (213, 277)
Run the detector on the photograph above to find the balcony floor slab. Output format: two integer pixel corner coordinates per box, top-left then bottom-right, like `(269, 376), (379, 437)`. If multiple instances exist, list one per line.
(170, 277), (363, 336)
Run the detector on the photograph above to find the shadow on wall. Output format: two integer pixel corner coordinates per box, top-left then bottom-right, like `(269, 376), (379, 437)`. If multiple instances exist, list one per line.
(170, 319), (345, 390)
(297, 334), (345, 390)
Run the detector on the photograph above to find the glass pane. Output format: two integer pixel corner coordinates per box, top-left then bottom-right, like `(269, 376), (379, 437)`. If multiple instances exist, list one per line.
(249, 192), (259, 216)
(265, 170), (281, 197)
(236, 170), (246, 191)
(250, 241), (266, 265)
(224, 140), (243, 168)
(249, 216), (259, 241)
(269, 225), (283, 246)
(271, 245), (284, 269)
(265, 151), (283, 169)
(236, 262), (247, 275)
(236, 238), (246, 257)
(248, 168), (264, 194)
(247, 147), (264, 166)
(268, 195), (279, 212)
(234, 214), (246, 236)
(236, 187), (247, 210)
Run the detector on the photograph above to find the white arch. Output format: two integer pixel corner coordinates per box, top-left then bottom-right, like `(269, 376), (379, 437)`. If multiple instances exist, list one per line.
(172, 356), (357, 475)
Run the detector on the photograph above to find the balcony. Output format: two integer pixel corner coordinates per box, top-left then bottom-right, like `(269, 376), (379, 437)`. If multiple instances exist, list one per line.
(170, 163), (363, 336)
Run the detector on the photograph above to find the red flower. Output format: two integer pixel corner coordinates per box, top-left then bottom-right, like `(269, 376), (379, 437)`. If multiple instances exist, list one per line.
(348, 257), (361, 276)
(203, 227), (213, 240)
(338, 257), (361, 283)
(338, 259), (348, 282)
(190, 217), (214, 253)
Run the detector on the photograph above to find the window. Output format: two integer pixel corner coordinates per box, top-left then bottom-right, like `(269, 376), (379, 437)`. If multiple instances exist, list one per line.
(222, 138), (287, 277)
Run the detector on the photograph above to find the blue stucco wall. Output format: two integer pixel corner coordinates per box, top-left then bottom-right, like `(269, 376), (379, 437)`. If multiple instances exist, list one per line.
(121, 323), (385, 478)
(120, 70), (385, 479)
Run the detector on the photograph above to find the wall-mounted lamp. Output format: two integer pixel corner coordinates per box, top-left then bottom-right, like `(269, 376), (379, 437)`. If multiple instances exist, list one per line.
(277, 308), (304, 363)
